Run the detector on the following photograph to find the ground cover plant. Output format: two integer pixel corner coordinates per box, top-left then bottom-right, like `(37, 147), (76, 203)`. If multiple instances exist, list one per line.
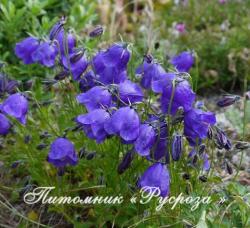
(0, 1), (249, 227)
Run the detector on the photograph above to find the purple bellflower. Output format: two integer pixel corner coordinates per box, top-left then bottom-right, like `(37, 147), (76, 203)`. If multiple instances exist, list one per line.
(136, 56), (167, 89)
(79, 71), (97, 92)
(134, 124), (156, 156)
(138, 163), (170, 197)
(118, 80), (143, 104)
(104, 107), (140, 142)
(92, 43), (130, 84)
(145, 116), (169, 162)
(0, 113), (11, 135)
(15, 37), (40, 64)
(76, 86), (112, 112)
(160, 78), (196, 115)
(31, 42), (58, 67)
(184, 108), (216, 146)
(49, 17), (65, 40)
(76, 109), (110, 143)
(0, 93), (28, 125)
(62, 50), (88, 80)
(171, 51), (194, 72)
(47, 138), (78, 168)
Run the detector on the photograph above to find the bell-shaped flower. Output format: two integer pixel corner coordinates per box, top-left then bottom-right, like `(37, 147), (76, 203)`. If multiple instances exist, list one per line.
(171, 51), (194, 72)
(79, 71), (97, 92)
(0, 93), (28, 125)
(136, 57), (166, 89)
(160, 78), (196, 115)
(92, 43), (130, 84)
(62, 49), (88, 80)
(47, 138), (78, 168)
(0, 113), (11, 135)
(76, 86), (112, 111)
(15, 37), (40, 64)
(32, 42), (58, 67)
(76, 109), (110, 143)
(118, 80), (143, 104)
(184, 108), (216, 146)
(134, 124), (156, 156)
(104, 107), (140, 142)
(138, 163), (170, 197)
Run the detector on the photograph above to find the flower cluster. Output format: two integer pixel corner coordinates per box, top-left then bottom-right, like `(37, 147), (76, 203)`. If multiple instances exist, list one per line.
(15, 19), (229, 197)
(15, 17), (88, 81)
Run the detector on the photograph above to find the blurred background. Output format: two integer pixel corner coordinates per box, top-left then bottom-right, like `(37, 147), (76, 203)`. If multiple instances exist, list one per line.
(0, 0), (250, 93)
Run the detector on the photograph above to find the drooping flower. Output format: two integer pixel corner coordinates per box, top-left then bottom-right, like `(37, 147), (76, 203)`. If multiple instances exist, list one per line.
(118, 80), (143, 104)
(55, 30), (76, 55)
(160, 78), (196, 115)
(134, 124), (156, 156)
(49, 17), (66, 40)
(31, 42), (58, 67)
(76, 86), (112, 111)
(104, 107), (140, 142)
(138, 163), (170, 197)
(0, 113), (11, 135)
(171, 51), (194, 72)
(47, 138), (78, 168)
(62, 49), (88, 80)
(175, 23), (186, 33)
(76, 109), (110, 143)
(92, 43), (130, 84)
(79, 71), (97, 92)
(136, 56), (167, 89)
(0, 93), (28, 125)
(171, 134), (183, 161)
(184, 108), (216, 145)
(151, 73), (176, 93)
(15, 37), (40, 64)
(145, 116), (169, 162)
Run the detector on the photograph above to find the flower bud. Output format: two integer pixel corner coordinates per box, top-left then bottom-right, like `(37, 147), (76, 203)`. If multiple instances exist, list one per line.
(171, 134), (183, 161)
(36, 143), (47, 150)
(69, 49), (85, 63)
(54, 71), (68, 81)
(198, 144), (206, 155)
(214, 128), (232, 150)
(199, 175), (207, 182)
(217, 95), (241, 107)
(235, 141), (250, 150)
(117, 150), (134, 174)
(226, 161), (233, 174)
(89, 25), (104, 37)
(207, 126), (213, 139)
